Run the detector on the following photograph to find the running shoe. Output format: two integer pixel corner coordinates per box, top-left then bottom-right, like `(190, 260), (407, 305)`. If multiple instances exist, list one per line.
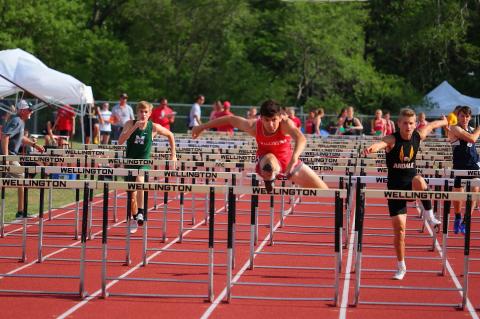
(453, 217), (462, 234)
(129, 218), (138, 234)
(459, 220), (466, 235)
(136, 213), (144, 226)
(426, 214), (441, 228)
(392, 267), (406, 280)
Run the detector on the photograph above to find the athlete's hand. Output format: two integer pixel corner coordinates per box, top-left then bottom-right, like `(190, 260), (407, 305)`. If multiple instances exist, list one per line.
(135, 120), (147, 129)
(285, 160), (297, 179)
(191, 125), (204, 139)
(170, 154), (177, 170)
(362, 146), (374, 157)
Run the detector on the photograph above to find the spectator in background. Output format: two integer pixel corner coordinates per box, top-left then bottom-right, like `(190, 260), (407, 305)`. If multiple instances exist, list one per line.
(384, 111), (396, 135)
(189, 95), (205, 130)
(1, 100), (44, 218)
(99, 102), (112, 144)
(247, 107), (259, 120)
(214, 101), (235, 135)
(54, 104), (76, 147)
(305, 110), (316, 134)
(417, 112), (428, 130)
(209, 100), (223, 121)
(339, 106), (363, 135)
(42, 105), (57, 148)
(286, 107), (302, 128)
(314, 108), (325, 135)
(83, 104), (101, 144)
(151, 98), (175, 131)
(111, 93), (134, 141)
(0, 104), (15, 140)
(371, 109), (387, 136)
(336, 107), (348, 133)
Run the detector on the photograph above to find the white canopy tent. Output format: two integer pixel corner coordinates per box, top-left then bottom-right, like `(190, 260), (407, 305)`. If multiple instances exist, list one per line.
(0, 48), (93, 108)
(417, 81), (480, 117)
(0, 48), (95, 142)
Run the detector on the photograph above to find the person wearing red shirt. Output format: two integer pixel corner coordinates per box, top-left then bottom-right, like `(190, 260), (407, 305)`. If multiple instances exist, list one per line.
(150, 98), (175, 131)
(54, 104), (75, 146)
(192, 99), (328, 191)
(214, 101), (235, 135)
(305, 111), (316, 134)
(286, 107), (302, 129)
(416, 112), (428, 130)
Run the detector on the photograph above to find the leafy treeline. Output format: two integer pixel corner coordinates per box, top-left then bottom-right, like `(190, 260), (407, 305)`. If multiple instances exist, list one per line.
(0, 0), (479, 114)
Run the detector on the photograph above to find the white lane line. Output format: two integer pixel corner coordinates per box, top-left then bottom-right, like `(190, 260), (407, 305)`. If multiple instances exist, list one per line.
(3, 191), (111, 235)
(0, 197), (106, 279)
(56, 196), (234, 319)
(199, 197), (299, 319)
(425, 223), (479, 319)
(339, 217), (355, 319)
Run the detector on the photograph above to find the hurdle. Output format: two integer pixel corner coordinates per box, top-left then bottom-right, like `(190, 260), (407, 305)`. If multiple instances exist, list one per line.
(101, 181), (219, 301)
(0, 178), (89, 298)
(353, 189), (475, 309)
(226, 186), (346, 305)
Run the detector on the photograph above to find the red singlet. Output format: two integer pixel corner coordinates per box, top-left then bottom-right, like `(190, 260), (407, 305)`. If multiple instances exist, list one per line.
(385, 120), (395, 135)
(417, 120), (428, 130)
(255, 119), (292, 174)
(373, 118), (385, 133)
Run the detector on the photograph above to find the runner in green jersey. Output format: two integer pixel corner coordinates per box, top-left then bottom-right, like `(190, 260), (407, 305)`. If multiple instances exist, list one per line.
(119, 101), (177, 233)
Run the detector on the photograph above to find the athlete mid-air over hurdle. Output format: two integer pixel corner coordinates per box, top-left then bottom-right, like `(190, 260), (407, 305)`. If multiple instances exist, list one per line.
(192, 99), (328, 191)
(363, 108), (449, 280)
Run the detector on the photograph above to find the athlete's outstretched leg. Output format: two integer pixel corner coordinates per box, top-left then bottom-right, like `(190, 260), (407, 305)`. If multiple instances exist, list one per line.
(412, 175), (441, 228)
(258, 153), (281, 191)
(392, 214), (407, 280)
(290, 164), (328, 189)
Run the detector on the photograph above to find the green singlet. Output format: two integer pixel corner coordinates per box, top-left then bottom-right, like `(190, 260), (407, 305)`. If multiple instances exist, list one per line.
(125, 120), (153, 170)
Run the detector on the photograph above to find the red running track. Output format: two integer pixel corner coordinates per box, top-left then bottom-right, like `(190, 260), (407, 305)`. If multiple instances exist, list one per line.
(0, 183), (479, 319)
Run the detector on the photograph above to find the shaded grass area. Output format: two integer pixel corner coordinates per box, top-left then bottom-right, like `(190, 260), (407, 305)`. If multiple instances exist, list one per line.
(3, 188), (83, 222)
(3, 141), (105, 222)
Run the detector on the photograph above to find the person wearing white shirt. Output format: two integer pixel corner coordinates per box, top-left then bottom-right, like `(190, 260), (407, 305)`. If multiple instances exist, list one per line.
(189, 95), (205, 129)
(99, 102), (112, 144)
(111, 93), (134, 140)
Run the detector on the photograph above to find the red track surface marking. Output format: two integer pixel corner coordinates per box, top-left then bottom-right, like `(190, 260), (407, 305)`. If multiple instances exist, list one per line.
(56, 195), (236, 319)
(0, 197), (105, 279)
(424, 221), (479, 319)
(199, 198), (300, 319)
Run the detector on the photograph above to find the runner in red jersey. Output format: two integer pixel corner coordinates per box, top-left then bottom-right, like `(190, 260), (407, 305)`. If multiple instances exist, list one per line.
(370, 109), (386, 136)
(384, 111), (396, 135)
(150, 98), (175, 131)
(192, 99), (328, 191)
(416, 112), (428, 130)
(214, 101), (235, 135)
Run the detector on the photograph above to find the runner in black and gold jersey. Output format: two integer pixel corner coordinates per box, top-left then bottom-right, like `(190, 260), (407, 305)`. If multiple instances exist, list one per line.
(363, 108), (448, 280)
(119, 101), (176, 233)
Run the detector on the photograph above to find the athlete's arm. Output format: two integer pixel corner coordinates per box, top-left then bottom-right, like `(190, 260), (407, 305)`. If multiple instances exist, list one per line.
(153, 123), (176, 162)
(352, 118), (364, 132)
(449, 125), (480, 143)
(370, 119), (375, 134)
(118, 120), (140, 145)
(192, 116), (256, 139)
(280, 119), (306, 175)
(417, 116), (448, 140)
(362, 135), (395, 156)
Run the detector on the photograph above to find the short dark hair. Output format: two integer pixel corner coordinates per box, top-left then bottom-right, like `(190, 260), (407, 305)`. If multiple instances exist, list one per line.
(260, 99), (281, 117)
(457, 106), (472, 116)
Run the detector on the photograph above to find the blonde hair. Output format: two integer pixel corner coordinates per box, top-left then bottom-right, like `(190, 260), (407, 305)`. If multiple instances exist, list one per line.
(136, 101), (152, 112)
(399, 108), (416, 119)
